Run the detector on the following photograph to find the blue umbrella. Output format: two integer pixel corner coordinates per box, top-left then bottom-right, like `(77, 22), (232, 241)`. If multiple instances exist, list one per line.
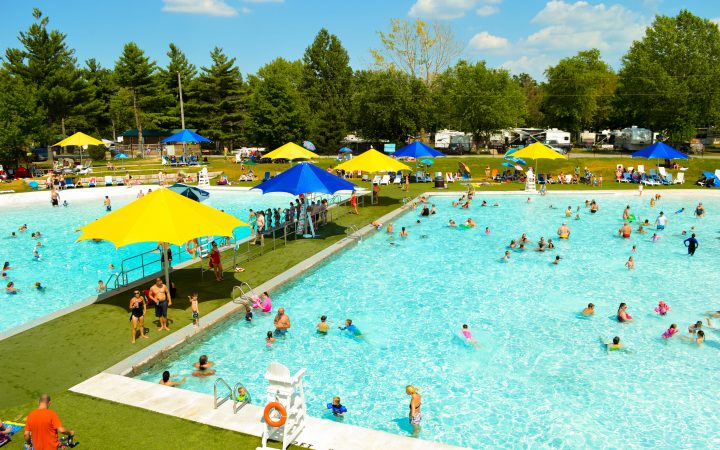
(339, 147), (352, 153)
(168, 183), (210, 202)
(161, 129), (211, 143)
(303, 140), (316, 151)
(419, 159), (434, 165)
(631, 142), (688, 160)
(114, 153), (128, 159)
(505, 148), (518, 156)
(505, 156), (527, 165)
(393, 141), (445, 159)
(251, 162), (356, 196)
(501, 162), (515, 168)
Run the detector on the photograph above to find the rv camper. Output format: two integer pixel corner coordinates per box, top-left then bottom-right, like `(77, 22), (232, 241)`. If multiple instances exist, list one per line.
(614, 126), (653, 151)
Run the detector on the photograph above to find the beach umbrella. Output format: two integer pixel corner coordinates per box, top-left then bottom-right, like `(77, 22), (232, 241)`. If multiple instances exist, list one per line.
(420, 159), (434, 165)
(339, 147), (353, 153)
(252, 162), (355, 196)
(168, 183), (210, 202)
(334, 149), (411, 173)
(302, 140), (316, 151)
(505, 156), (527, 165)
(161, 129), (211, 143)
(54, 132), (105, 166)
(114, 153), (129, 159)
(76, 189), (246, 287)
(631, 142), (688, 160)
(505, 148), (519, 156)
(501, 162), (515, 168)
(511, 142), (565, 171)
(393, 141), (445, 159)
(264, 142), (319, 161)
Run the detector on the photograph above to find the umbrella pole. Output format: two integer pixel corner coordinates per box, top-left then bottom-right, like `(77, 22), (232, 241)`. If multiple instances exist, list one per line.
(162, 241), (171, 290)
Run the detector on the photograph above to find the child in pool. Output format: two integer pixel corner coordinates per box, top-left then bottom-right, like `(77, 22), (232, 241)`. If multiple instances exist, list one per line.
(662, 324), (678, 339)
(339, 319), (361, 337)
(461, 324), (479, 347)
(655, 301), (670, 316)
(266, 331), (275, 347)
(582, 303), (595, 316)
(606, 336), (623, 351)
(327, 396), (347, 416)
(316, 315), (330, 334)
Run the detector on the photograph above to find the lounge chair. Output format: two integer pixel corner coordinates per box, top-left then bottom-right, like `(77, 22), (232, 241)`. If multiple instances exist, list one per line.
(114, 176), (124, 186)
(170, 156), (177, 166)
(564, 174), (573, 184)
(262, 171), (271, 182)
(162, 156), (169, 165)
(88, 177), (96, 187)
(662, 174), (673, 185)
(371, 175), (381, 184)
(393, 172), (402, 184)
(189, 155), (199, 165)
(104, 176), (113, 186)
(637, 164), (645, 174)
(538, 174), (546, 185)
(674, 172), (685, 184)
(658, 166), (667, 178)
(361, 174), (369, 182)
(380, 174), (390, 185)
(64, 177), (75, 188)
(618, 172), (631, 183)
(445, 172), (454, 183)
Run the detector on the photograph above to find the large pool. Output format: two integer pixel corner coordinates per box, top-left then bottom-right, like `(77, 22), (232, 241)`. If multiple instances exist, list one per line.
(137, 191), (720, 449)
(0, 187), (308, 333)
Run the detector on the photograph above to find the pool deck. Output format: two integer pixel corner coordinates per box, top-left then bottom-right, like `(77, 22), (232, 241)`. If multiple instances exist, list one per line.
(70, 372), (466, 450)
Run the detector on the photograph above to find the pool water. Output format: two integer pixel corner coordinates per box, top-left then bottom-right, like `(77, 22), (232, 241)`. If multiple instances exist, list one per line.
(0, 188), (305, 333)
(137, 192), (720, 448)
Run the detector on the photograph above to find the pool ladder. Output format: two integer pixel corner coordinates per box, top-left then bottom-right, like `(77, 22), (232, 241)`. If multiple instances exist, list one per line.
(231, 281), (256, 305)
(213, 378), (251, 413)
(345, 225), (362, 242)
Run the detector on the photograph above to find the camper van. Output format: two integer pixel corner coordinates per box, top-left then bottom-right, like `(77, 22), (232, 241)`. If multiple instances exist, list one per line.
(614, 126), (653, 151)
(543, 128), (572, 152)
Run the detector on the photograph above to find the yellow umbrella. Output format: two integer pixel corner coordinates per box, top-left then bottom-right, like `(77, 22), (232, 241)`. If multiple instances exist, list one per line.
(263, 142), (319, 160)
(53, 131), (104, 147)
(511, 142), (565, 161)
(77, 189), (247, 286)
(334, 149), (411, 173)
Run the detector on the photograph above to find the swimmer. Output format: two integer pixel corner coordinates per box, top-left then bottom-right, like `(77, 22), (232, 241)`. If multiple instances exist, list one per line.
(481, 200), (487, 207)
(547, 239), (555, 249)
(244, 305), (253, 322)
(327, 396), (348, 416)
(62, 200), (69, 207)
(430, 204), (437, 215)
(461, 201), (470, 209)
(606, 336), (623, 351)
(1, 271), (6, 279)
(501, 251), (511, 262)
(623, 205), (630, 220)
(464, 218), (476, 227)
(448, 220), (457, 228)
(618, 222), (632, 239)
(655, 301), (670, 316)
(34, 282), (44, 291)
(19, 224), (27, 232)
(684, 233), (698, 256)
(108, 263), (115, 270)
(536, 237), (546, 251)
(688, 321), (703, 334)
(676, 208), (685, 214)
(632, 245), (636, 253)
(36, 241), (42, 248)
(371, 220), (383, 230)
(316, 315), (330, 334)
(97, 280), (105, 292)
(582, 303), (595, 316)
(625, 256), (635, 269)
(508, 240), (517, 249)
(416, 220), (421, 224)
(518, 242), (526, 251)
(655, 212), (667, 229)
(680, 330), (704, 346)
(236, 386), (249, 403)
(650, 198), (656, 208)
(637, 224), (645, 234)
(266, 331), (275, 347)
(339, 319), (361, 336)
(575, 213), (580, 220)
(160, 371), (186, 387)
(548, 204), (555, 209)
(3, 262), (10, 271)
(662, 324), (678, 339)
(651, 233), (660, 243)
(387, 223), (394, 234)
(694, 203), (705, 218)
(399, 227), (408, 237)
(493, 203), (499, 207)
(33, 249), (40, 260)
(461, 324), (479, 347)
(617, 303), (633, 322)
(557, 223), (570, 239)
(485, 227), (490, 235)
(552, 255), (561, 265)
(565, 206), (572, 217)
(590, 200), (599, 213)
(6, 282), (18, 293)
(519, 233), (529, 244)
(192, 355), (216, 377)
(527, 197), (532, 203)
(9, 232), (16, 238)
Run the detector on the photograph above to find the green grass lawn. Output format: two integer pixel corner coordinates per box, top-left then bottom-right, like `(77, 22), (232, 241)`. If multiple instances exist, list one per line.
(1, 153), (717, 448)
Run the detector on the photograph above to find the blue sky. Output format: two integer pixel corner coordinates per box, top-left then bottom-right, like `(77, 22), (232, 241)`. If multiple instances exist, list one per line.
(1, 1), (717, 79)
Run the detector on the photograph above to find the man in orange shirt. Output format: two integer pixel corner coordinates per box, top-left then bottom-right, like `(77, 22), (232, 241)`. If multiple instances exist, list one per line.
(24, 394), (74, 450)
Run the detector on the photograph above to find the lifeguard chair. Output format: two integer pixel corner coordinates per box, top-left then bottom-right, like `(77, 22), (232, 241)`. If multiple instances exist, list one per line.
(525, 168), (537, 193)
(257, 362), (307, 450)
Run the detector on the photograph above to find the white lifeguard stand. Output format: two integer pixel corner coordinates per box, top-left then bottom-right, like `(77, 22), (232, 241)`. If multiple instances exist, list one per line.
(524, 168), (537, 194)
(257, 362), (308, 450)
(197, 167), (210, 187)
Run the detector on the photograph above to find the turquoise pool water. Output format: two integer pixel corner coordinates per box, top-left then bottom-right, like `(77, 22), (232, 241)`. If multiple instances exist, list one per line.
(136, 191), (720, 448)
(0, 189), (306, 333)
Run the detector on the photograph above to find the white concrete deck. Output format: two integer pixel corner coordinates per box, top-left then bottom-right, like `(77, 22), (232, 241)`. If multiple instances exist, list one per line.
(71, 373), (467, 450)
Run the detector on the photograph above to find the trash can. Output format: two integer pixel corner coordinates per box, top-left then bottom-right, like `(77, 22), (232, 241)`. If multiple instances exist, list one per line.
(434, 174), (445, 188)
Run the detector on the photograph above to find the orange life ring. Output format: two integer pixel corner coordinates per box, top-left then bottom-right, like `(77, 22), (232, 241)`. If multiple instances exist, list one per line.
(186, 239), (198, 256)
(263, 402), (287, 427)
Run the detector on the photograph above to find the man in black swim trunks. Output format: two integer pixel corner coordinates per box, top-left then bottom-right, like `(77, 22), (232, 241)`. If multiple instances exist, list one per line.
(149, 278), (172, 331)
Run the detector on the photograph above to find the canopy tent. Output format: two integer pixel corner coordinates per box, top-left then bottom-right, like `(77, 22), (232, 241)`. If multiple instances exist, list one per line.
(161, 129), (211, 144)
(168, 183), (210, 202)
(631, 142), (689, 160)
(334, 149), (411, 173)
(53, 132), (105, 166)
(393, 141), (445, 159)
(264, 142), (319, 161)
(76, 189), (246, 286)
(252, 162), (355, 196)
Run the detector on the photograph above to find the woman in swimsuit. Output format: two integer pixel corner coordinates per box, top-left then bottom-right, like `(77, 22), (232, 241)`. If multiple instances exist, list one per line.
(193, 355), (216, 377)
(406, 385), (422, 436)
(617, 303), (633, 322)
(209, 242), (223, 281)
(160, 370), (186, 387)
(130, 290), (148, 343)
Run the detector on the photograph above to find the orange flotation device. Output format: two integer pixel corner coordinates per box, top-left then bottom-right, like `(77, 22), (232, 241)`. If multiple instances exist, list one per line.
(263, 402), (287, 427)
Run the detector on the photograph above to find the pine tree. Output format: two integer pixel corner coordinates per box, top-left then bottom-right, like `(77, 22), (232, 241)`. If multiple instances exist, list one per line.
(301, 29), (353, 151)
(0, 70), (43, 165)
(191, 47), (246, 151)
(72, 59), (115, 138)
(114, 42), (156, 156)
(155, 44), (197, 130)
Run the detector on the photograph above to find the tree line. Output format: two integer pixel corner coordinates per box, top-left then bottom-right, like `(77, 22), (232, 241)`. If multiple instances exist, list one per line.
(1, 8), (718, 165)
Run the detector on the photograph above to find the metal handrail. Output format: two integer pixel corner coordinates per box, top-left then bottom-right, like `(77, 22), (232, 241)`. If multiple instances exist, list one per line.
(233, 382), (251, 413)
(213, 377), (235, 410)
(231, 282), (256, 304)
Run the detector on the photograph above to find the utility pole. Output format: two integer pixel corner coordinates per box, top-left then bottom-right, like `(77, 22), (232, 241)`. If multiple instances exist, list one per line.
(178, 71), (187, 159)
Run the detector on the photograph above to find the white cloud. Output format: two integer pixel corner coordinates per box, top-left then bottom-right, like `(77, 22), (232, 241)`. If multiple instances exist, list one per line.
(476, 5), (500, 16)
(469, 31), (508, 50)
(242, 0), (284, 3)
(241, 7), (252, 14)
(409, 0), (502, 20)
(712, 17), (720, 27)
(162, 0), (237, 16)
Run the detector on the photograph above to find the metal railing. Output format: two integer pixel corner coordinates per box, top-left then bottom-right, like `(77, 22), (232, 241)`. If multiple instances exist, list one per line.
(213, 377), (234, 410)
(233, 382), (251, 413)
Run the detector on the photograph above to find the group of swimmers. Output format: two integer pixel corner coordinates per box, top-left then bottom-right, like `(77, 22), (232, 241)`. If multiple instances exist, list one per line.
(4, 225), (50, 293)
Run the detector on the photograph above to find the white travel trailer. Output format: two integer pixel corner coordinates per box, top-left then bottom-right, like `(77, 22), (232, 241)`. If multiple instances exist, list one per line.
(614, 126), (653, 151)
(434, 129), (467, 149)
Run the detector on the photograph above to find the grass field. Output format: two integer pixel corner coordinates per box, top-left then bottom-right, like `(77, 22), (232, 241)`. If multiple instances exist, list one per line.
(1, 151), (718, 448)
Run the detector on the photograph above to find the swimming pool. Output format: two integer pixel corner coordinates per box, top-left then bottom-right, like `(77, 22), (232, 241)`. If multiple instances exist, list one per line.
(0, 187), (309, 333)
(136, 191), (720, 448)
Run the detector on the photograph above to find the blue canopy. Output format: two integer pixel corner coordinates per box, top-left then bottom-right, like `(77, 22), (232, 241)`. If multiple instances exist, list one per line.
(161, 129), (211, 144)
(251, 162), (356, 196)
(339, 147), (353, 153)
(114, 153), (128, 159)
(631, 142), (688, 160)
(393, 141), (445, 159)
(168, 183), (210, 202)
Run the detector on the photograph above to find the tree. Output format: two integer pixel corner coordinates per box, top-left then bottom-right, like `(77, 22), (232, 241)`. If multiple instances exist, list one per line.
(616, 10), (720, 143)
(191, 47), (246, 151)
(4, 8), (80, 164)
(541, 49), (616, 134)
(302, 29), (353, 151)
(371, 18), (462, 86)
(155, 44), (197, 130)
(246, 58), (309, 148)
(114, 42), (156, 157)
(514, 73), (545, 127)
(438, 60), (526, 146)
(0, 70), (42, 165)
(351, 69), (431, 143)
(74, 59), (115, 138)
